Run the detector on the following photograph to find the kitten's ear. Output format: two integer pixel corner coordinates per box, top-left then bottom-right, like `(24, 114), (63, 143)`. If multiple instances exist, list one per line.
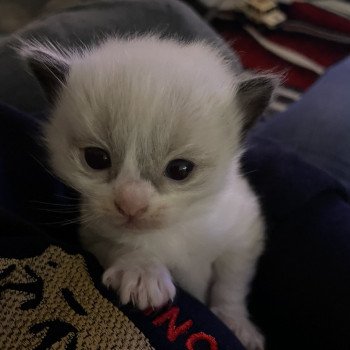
(19, 41), (70, 104)
(237, 74), (278, 133)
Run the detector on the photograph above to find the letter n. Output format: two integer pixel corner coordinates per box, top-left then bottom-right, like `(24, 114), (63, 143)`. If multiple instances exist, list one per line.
(152, 306), (193, 342)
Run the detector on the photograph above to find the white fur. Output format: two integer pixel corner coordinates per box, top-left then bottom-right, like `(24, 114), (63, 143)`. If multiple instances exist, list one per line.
(32, 36), (265, 350)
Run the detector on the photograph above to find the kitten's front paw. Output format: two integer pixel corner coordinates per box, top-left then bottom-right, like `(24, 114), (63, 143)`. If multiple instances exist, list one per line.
(102, 263), (176, 310)
(211, 307), (265, 350)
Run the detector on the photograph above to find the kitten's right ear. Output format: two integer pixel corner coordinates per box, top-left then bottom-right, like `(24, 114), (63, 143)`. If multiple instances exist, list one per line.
(237, 74), (279, 134)
(19, 41), (70, 104)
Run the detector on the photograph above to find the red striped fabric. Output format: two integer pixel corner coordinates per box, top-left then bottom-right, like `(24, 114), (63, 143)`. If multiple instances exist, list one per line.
(287, 2), (350, 34)
(216, 2), (350, 91)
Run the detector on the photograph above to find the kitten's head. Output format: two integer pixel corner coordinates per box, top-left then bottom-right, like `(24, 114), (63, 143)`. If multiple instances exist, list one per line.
(22, 36), (276, 234)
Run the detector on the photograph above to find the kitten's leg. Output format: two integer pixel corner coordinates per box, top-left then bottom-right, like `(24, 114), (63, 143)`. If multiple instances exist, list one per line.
(81, 228), (176, 310)
(101, 247), (176, 310)
(210, 222), (265, 350)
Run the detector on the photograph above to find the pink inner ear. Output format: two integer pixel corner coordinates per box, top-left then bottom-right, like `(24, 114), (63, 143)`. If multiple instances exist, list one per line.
(115, 181), (153, 217)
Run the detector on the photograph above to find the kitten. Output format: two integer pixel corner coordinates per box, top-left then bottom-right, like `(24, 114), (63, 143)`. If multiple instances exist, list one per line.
(22, 35), (276, 350)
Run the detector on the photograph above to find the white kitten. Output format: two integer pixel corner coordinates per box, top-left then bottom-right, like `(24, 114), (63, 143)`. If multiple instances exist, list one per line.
(22, 35), (276, 350)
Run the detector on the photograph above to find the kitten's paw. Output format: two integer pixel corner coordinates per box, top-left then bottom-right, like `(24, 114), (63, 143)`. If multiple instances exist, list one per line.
(102, 263), (176, 310)
(211, 307), (265, 350)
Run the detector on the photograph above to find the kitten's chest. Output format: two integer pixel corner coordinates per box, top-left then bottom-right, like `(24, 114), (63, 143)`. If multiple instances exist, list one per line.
(140, 224), (226, 301)
(145, 224), (223, 266)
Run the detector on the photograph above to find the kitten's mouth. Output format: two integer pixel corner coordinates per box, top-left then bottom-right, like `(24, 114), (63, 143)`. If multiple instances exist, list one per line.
(123, 217), (141, 229)
(120, 216), (162, 231)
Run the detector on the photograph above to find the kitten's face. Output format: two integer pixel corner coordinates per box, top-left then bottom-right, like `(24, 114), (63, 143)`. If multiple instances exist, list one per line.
(32, 38), (273, 234)
(43, 39), (244, 233)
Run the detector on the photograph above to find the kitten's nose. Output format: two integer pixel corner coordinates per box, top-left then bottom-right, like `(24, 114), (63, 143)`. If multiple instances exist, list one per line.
(114, 181), (150, 218)
(115, 201), (148, 218)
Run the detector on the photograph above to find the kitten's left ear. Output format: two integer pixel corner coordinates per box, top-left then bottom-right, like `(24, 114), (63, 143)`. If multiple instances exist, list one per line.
(237, 74), (279, 133)
(19, 41), (71, 104)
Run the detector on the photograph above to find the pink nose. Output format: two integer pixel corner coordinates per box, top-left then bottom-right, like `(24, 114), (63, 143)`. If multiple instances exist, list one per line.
(115, 201), (148, 218)
(114, 181), (150, 218)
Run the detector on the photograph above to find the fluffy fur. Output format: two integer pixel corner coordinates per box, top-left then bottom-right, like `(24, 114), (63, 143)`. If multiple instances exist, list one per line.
(22, 35), (274, 350)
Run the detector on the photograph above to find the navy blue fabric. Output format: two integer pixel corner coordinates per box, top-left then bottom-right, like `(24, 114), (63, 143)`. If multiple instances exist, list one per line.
(249, 56), (350, 195)
(1, 103), (350, 349)
(243, 139), (350, 350)
(0, 104), (80, 244)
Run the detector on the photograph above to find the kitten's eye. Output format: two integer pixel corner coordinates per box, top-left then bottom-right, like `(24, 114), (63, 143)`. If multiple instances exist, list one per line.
(84, 147), (111, 170)
(165, 159), (194, 181)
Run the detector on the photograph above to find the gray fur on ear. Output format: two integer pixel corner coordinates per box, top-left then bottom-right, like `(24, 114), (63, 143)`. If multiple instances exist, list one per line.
(19, 40), (70, 104)
(237, 74), (279, 133)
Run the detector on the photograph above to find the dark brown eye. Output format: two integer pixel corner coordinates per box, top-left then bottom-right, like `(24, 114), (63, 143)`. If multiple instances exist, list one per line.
(165, 159), (194, 181)
(84, 147), (111, 170)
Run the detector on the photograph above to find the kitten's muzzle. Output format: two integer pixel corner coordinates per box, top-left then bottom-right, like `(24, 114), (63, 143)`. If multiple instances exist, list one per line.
(114, 200), (148, 219)
(114, 180), (152, 221)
